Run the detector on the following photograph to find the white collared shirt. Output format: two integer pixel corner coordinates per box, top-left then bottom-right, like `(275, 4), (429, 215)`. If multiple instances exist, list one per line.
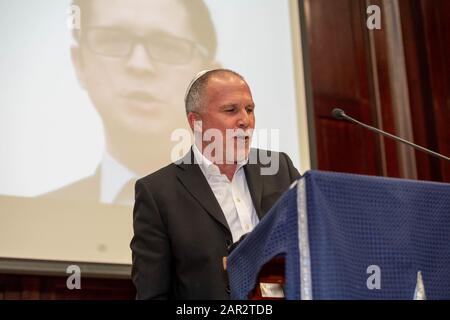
(192, 144), (259, 242)
(100, 152), (138, 205)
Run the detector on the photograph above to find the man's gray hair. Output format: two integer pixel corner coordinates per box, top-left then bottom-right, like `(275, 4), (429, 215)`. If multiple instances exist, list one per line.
(184, 69), (245, 114)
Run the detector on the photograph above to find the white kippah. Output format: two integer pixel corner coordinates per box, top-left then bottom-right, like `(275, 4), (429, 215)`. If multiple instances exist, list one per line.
(184, 69), (213, 104)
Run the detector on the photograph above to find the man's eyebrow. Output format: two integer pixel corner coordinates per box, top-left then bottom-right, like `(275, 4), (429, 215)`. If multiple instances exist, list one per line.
(219, 103), (255, 109)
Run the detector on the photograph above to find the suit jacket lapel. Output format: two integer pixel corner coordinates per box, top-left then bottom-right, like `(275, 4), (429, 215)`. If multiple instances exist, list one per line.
(176, 150), (231, 234)
(244, 161), (264, 219)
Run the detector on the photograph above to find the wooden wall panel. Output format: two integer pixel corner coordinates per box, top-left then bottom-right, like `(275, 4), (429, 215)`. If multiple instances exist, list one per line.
(398, 0), (438, 181)
(0, 274), (135, 300)
(303, 0), (450, 182)
(316, 118), (378, 174)
(398, 0), (450, 182)
(418, 0), (450, 181)
(304, 0), (381, 175)
(369, 0), (402, 178)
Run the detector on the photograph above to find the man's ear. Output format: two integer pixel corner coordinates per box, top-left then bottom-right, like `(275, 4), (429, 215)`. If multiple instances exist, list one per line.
(187, 111), (201, 132)
(71, 46), (87, 90)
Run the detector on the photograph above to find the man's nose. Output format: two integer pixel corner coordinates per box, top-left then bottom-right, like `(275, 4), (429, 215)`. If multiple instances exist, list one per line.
(125, 43), (156, 74)
(237, 109), (250, 128)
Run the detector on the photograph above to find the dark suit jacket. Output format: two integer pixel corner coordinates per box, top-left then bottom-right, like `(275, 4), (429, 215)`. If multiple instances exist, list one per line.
(130, 148), (300, 300)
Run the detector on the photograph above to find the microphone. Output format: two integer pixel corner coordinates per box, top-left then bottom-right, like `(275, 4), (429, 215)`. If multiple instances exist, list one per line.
(331, 108), (450, 163)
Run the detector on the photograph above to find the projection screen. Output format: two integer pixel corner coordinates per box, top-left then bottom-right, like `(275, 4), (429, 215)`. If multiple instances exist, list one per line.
(0, 0), (310, 264)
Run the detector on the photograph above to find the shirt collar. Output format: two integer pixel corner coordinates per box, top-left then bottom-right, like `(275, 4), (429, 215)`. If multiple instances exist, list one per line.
(100, 152), (138, 204)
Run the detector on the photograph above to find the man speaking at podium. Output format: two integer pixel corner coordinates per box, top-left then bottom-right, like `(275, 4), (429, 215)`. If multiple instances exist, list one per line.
(130, 69), (300, 299)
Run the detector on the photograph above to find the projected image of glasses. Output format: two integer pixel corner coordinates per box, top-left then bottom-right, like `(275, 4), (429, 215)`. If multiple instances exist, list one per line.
(84, 27), (209, 64)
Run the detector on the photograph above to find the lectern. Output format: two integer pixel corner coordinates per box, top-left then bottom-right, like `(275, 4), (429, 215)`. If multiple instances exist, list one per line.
(227, 170), (450, 300)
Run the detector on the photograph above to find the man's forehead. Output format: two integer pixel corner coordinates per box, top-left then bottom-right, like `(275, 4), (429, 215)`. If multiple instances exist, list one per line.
(206, 74), (250, 92)
(204, 74), (253, 104)
(87, 0), (195, 38)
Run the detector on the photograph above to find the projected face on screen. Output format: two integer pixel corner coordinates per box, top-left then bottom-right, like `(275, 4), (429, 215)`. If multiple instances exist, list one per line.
(42, 0), (218, 204)
(0, 0), (308, 263)
(72, 0), (215, 138)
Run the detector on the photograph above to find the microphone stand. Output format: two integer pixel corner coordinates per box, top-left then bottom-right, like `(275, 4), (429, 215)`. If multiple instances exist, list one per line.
(331, 108), (450, 163)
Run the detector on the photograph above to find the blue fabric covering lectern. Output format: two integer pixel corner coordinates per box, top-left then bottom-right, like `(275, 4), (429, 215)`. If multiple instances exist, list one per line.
(227, 170), (450, 299)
